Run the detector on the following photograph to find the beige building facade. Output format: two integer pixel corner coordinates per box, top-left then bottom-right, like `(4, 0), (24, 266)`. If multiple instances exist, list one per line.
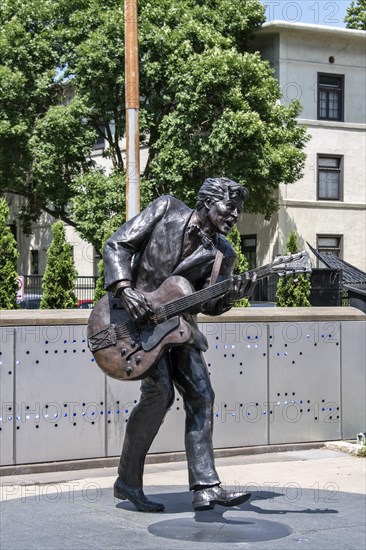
(239, 21), (366, 271)
(8, 194), (97, 278)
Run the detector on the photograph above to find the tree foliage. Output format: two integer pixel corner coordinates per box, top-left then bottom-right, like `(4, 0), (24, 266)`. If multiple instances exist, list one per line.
(1, 0), (308, 246)
(0, 0), (96, 233)
(92, 229), (118, 304)
(93, 257), (106, 304)
(69, 171), (125, 254)
(40, 221), (78, 308)
(276, 231), (311, 307)
(0, 198), (19, 309)
(345, 0), (366, 29)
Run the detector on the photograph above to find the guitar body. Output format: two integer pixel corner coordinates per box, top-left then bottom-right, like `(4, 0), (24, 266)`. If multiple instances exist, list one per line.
(87, 276), (194, 381)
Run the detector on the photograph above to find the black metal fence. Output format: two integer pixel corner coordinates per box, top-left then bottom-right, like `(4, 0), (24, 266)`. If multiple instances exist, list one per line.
(251, 275), (278, 303)
(344, 283), (366, 313)
(22, 275), (98, 302)
(309, 269), (343, 307)
(22, 270), (359, 310)
(251, 268), (344, 307)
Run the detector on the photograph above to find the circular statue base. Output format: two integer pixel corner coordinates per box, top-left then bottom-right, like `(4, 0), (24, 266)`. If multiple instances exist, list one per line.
(148, 511), (293, 544)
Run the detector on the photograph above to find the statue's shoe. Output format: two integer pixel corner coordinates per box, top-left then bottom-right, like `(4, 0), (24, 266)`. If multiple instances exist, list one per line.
(113, 477), (165, 512)
(193, 485), (251, 511)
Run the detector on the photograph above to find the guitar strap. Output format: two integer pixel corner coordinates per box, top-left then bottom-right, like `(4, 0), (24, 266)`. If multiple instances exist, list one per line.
(209, 249), (224, 286)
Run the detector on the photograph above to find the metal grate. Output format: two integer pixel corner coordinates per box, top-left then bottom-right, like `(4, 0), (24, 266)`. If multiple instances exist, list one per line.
(307, 243), (366, 284)
(22, 275), (98, 302)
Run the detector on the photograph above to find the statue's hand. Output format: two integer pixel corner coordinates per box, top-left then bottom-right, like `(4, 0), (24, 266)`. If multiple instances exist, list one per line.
(226, 272), (257, 303)
(118, 287), (154, 321)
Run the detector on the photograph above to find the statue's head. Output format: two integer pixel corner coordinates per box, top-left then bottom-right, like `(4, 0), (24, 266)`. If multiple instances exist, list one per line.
(196, 177), (249, 235)
(196, 177), (249, 210)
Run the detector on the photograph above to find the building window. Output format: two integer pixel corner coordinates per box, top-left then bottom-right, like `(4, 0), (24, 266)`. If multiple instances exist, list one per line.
(318, 74), (344, 121)
(30, 250), (39, 275)
(317, 155), (343, 200)
(317, 235), (342, 259)
(242, 235), (257, 270)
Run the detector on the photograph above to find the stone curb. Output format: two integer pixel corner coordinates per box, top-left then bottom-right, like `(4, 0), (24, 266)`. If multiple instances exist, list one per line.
(0, 441), (326, 477)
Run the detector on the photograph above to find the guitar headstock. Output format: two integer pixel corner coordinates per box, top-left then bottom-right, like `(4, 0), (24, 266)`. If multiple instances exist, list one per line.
(271, 251), (312, 277)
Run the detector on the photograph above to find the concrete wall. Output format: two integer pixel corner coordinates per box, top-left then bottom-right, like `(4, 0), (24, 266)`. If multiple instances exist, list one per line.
(1, 308), (364, 467)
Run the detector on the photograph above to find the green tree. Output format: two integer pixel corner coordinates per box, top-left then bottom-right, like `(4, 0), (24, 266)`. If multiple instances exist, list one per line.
(1, 0), (308, 246)
(41, 221), (78, 308)
(276, 231), (311, 307)
(92, 229), (117, 304)
(345, 0), (366, 29)
(69, 171), (125, 255)
(227, 225), (250, 307)
(0, 198), (19, 309)
(0, 0), (96, 234)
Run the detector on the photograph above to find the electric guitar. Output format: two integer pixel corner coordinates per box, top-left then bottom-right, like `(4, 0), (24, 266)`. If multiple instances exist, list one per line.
(87, 251), (311, 381)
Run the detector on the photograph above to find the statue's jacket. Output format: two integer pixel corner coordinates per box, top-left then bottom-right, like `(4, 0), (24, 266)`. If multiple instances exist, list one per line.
(103, 195), (237, 350)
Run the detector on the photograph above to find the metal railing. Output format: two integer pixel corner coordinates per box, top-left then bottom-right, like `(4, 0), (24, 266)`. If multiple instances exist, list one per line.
(22, 275), (98, 302)
(251, 269), (345, 307)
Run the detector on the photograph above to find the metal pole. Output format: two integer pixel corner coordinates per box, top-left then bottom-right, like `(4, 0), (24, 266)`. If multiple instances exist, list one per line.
(125, 0), (140, 220)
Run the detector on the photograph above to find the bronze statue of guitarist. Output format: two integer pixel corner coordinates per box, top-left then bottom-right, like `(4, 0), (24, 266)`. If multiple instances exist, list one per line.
(103, 177), (256, 512)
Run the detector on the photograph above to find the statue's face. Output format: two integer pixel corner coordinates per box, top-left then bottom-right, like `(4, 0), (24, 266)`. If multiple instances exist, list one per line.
(205, 192), (243, 235)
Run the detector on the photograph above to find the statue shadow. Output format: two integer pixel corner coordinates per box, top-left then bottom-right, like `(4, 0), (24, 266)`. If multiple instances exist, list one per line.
(194, 491), (338, 525)
(116, 488), (339, 543)
(116, 489), (339, 519)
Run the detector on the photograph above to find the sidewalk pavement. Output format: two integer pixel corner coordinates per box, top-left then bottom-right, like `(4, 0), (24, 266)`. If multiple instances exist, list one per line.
(1, 448), (365, 550)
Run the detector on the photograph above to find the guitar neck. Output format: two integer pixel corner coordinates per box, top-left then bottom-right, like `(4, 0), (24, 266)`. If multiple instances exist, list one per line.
(155, 264), (273, 322)
(246, 262), (275, 280)
(155, 279), (230, 321)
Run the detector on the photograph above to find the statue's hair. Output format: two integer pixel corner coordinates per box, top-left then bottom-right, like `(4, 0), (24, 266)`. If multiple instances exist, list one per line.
(196, 177), (249, 210)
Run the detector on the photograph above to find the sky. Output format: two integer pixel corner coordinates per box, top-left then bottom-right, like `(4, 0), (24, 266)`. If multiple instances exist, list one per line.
(260, 0), (351, 28)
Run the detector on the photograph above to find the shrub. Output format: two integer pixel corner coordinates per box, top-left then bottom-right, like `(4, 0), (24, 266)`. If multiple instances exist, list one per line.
(276, 231), (311, 307)
(41, 221), (78, 308)
(0, 198), (19, 309)
(227, 226), (250, 307)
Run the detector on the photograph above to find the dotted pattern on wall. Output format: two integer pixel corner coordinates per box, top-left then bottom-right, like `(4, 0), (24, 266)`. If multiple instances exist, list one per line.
(0, 328), (15, 465)
(0, 325), (144, 465)
(201, 322), (269, 448)
(0, 319), (348, 466)
(268, 321), (341, 444)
